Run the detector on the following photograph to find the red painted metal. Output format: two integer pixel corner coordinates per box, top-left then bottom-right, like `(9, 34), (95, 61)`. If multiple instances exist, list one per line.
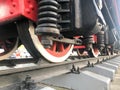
(46, 42), (72, 57)
(23, 0), (37, 21)
(74, 45), (86, 49)
(38, 36), (72, 57)
(93, 35), (97, 43)
(0, 0), (37, 23)
(73, 35), (97, 49)
(73, 36), (86, 49)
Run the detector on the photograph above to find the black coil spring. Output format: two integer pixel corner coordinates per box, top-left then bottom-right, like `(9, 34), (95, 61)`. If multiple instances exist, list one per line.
(97, 31), (105, 47)
(35, 0), (60, 35)
(83, 35), (94, 44)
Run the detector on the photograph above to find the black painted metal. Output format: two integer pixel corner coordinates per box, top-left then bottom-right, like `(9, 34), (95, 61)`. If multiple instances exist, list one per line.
(17, 75), (37, 90)
(35, 0), (60, 35)
(58, 0), (71, 32)
(97, 31), (105, 48)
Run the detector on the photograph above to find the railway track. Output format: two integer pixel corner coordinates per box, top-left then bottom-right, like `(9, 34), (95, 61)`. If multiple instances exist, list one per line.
(0, 0), (119, 90)
(0, 54), (119, 90)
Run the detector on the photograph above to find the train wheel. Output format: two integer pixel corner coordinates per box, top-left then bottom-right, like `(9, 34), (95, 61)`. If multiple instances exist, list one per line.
(103, 47), (111, 55)
(0, 38), (19, 60)
(17, 21), (74, 62)
(88, 46), (100, 57)
(77, 49), (84, 56)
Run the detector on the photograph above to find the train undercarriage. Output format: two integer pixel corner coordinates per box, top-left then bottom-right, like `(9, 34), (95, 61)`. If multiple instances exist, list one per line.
(0, 0), (120, 63)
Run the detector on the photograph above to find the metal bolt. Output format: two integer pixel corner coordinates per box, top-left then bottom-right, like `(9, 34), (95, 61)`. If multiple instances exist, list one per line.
(29, 4), (34, 10)
(28, 0), (31, 3)
(10, 11), (14, 14)
(12, 3), (16, 7)
(77, 67), (80, 74)
(87, 61), (91, 67)
(26, 9), (30, 14)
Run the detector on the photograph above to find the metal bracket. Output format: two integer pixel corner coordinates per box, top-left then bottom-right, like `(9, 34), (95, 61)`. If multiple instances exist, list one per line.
(71, 64), (80, 74)
(87, 61), (94, 67)
(96, 59), (102, 64)
(18, 75), (37, 90)
(41, 35), (82, 45)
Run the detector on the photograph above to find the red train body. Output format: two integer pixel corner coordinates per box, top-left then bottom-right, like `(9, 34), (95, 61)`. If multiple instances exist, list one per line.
(0, 0), (37, 23)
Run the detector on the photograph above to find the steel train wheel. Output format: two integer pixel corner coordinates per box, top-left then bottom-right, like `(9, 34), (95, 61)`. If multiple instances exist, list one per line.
(102, 47), (111, 56)
(0, 38), (19, 60)
(77, 49), (85, 57)
(17, 21), (74, 62)
(88, 46), (100, 57)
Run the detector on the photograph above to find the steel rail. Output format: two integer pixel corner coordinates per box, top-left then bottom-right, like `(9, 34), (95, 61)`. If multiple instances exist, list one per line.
(0, 55), (118, 89)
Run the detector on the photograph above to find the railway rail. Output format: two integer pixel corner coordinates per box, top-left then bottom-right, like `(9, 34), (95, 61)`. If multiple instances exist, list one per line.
(0, 54), (118, 90)
(0, 0), (120, 90)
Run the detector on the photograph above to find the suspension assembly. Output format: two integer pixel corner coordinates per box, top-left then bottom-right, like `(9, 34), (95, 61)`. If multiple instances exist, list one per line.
(97, 30), (105, 49)
(83, 35), (94, 50)
(35, 0), (60, 36)
(83, 35), (94, 44)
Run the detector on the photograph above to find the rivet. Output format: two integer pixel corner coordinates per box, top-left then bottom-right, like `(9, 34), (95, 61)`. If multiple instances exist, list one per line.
(26, 9), (30, 14)
(12, 3), (16, 7)
(29, 5), (34, 10)
(10, 11), (14, 14)
(28, 0), (31, 3)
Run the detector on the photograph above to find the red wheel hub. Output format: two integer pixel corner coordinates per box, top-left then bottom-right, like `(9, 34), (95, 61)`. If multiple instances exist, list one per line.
(38, 36), (72, 57)
(46, 42), (72, 57)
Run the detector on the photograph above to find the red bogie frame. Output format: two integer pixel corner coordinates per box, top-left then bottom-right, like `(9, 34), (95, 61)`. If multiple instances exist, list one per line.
(0, 0), (37, 23)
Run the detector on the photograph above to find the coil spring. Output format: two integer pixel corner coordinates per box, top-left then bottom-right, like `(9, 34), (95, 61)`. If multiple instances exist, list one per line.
(97, 31), (105, 47)
(35, 0), (60, 35)
(83, 35), (94, 44)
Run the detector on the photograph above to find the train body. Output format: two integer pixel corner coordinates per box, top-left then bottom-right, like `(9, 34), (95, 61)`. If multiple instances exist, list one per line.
(0, 0), (120, 62)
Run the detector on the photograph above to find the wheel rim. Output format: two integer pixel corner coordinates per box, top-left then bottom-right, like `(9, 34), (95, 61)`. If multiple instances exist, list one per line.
(28, 22), (74, 62)
(91, 47), (100, 57)
(88, 46), (100, 58)
(44, 42), (72, 57)
(93, 48), (99, 55)
(38, 36), (72, 57)
(0, 38), (19, 60)
(77, 49), (84, 56)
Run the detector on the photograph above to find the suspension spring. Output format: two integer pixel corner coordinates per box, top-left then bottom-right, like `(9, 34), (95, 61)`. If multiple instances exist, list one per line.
(35, 0), (60, 36)
(83, 35), (94, 44)
(97, 31), (105, 47)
